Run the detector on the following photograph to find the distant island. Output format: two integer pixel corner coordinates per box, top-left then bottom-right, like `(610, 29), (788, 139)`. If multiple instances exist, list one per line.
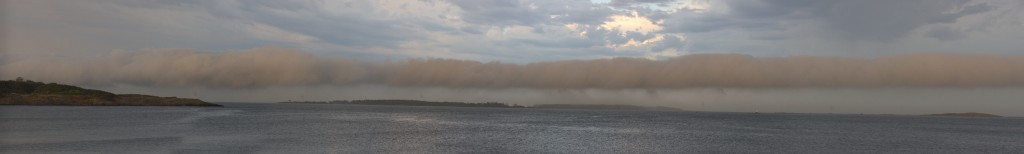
(532, 104), (683, 111)
(283, 99), (682, 111)
(0, 78), (220, 106)
(283, 99), (527, 108)
(925, 112), (1002, 117)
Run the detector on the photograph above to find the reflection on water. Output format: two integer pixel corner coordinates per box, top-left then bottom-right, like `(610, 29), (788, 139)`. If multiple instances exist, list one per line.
(2, 103), (1024, 153)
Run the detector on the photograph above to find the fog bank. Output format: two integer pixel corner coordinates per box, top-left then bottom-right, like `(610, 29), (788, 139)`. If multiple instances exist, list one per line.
(4, 46), (1024, 89)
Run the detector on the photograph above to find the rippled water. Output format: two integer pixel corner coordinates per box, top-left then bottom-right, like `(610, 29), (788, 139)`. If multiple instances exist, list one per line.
(2, 103), (1023, 153)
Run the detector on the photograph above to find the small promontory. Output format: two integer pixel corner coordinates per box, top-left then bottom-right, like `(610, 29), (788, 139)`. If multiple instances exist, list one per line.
(925, 112), (1002, 117)
(0, 78), (220, 106)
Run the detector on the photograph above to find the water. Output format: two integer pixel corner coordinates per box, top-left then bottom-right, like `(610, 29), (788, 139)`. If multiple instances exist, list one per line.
(2, 103), (1023, 153)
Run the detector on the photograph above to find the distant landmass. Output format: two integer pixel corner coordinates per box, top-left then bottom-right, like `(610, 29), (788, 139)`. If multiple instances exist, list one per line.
(284, 100), (682, 111)
(0, 78), (220, 106)
(283, 99), (527, 108)
(925, 112), (1002, 117)
(532, 104), (683, 111)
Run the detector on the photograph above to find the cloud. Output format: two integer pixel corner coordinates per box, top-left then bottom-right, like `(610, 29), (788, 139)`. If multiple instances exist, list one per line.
(447, 0), (548, 26)
(448, 0), (615, 26)
(656, 0), (1024, 56)
(925, 26), (968, 41)
(5, 0), (1024, 116)
(0, 0), (427, 55)
(246, 23), (320, 43)
(665, 0), (993, 40)
(4, 0), (1024, 64)
(601, 11), (663, 35)
(4, 47), (1024, 89)
(609, 0), (680, 8)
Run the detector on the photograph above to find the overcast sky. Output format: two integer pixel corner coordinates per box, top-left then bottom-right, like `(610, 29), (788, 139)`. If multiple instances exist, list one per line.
(3, 0), (1024, 116)
(4, 0), (1023, 61)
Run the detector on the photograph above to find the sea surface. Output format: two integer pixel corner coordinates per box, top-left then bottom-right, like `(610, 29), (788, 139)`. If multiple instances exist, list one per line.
(2, 103), (1023, 153)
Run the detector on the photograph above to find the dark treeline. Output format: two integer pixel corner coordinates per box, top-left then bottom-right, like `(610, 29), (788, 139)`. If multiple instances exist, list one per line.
(284, 99), (528, 108)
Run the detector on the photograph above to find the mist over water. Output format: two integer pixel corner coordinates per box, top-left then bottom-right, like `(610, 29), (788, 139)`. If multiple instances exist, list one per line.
(6, 47), (1024, 115)
(4, 46), (1024, 89)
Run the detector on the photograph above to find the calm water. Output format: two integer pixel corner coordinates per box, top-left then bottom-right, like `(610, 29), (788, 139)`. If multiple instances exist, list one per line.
(2, 103), (1023, 153)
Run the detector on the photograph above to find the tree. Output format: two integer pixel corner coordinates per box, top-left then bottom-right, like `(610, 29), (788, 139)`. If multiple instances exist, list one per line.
(15, 77), (23, 82)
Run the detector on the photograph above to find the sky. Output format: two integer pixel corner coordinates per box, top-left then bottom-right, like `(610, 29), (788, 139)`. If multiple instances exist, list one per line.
(3, 0), (1024, 116)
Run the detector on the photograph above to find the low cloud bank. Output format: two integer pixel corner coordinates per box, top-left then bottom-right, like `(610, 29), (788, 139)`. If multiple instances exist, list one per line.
(3, 47), (1024, 89)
